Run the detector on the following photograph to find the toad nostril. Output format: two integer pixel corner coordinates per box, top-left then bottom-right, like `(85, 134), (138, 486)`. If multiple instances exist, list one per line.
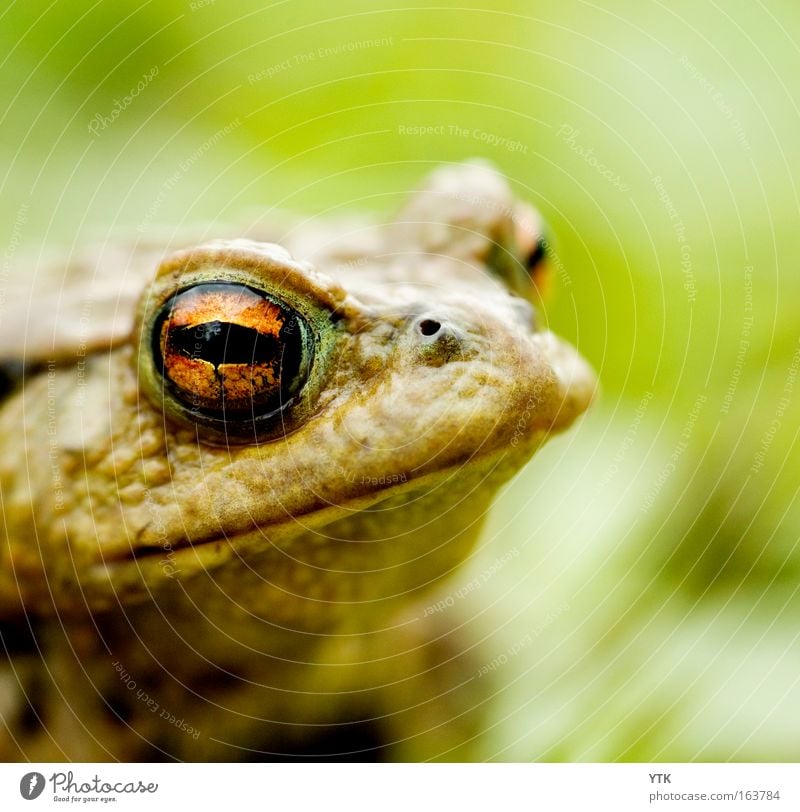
(418, 319), (441, 336)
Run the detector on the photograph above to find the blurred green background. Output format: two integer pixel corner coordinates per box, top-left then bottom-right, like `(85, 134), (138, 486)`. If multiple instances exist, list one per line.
(2, 0), (799, 760)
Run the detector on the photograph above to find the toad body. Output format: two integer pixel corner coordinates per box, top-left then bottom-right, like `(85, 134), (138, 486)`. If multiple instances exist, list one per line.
(0, 162), (594, 761)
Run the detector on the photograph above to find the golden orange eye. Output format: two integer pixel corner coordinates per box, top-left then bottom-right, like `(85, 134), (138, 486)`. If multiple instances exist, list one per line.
(152, 282), (311, 434)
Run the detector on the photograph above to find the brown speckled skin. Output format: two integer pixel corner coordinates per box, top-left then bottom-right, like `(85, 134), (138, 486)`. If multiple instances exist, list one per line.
(0, 162), (595, 761)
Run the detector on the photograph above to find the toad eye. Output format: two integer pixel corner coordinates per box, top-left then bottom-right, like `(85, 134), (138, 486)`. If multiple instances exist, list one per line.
(525, 238), (547, 274)
(151, 282), (312, 439)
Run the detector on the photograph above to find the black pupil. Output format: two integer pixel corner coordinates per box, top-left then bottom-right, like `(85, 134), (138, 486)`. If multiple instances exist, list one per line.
(526, 239), (546, 272)
(172, 320), (278, 367)
(152, 282), (310, 426)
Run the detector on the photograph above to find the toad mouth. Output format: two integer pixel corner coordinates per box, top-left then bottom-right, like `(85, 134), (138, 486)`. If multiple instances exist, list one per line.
(94, 440), (530, 573)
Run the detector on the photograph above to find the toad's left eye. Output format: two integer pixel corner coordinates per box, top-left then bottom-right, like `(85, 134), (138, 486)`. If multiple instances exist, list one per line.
(152, 281), (312, 436)
(525, 238), (547, 274)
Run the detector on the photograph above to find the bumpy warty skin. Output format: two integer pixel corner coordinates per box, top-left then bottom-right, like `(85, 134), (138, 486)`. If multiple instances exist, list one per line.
(0, 162), (595, 761)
